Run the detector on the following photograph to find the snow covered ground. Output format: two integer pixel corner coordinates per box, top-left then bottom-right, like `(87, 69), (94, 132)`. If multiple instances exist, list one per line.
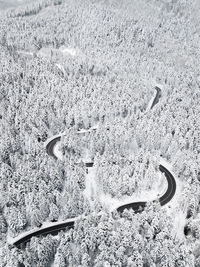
(37, 46), (80, 59)
(17, 46), (77, 60)
(83, 167), (98, 210)
(59, 46), (77, 57)
(53, 141), (63, 161)
(0, 0), (34, 11)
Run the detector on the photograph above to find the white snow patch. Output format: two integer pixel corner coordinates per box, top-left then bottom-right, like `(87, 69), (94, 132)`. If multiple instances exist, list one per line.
(37, 48), (52, 58)
(172, 210), (187, 240)
(82, 148), (92, 163)
(53, 141), (63, 160)
(0, 0), (35, 10)
(17, 50), (34, 57)
(83, 167), (98, 209)
(37, 46), (78, 60)
(77, 125), (98, 134)
(59, 46), (76, 57)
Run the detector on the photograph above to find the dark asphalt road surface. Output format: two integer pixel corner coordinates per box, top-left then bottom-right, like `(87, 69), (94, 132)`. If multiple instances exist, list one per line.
(117, 164), (176, 213)
(151, 86), (162, 109)
(14, 221), (74, 247)
(46, 136), (61, 159)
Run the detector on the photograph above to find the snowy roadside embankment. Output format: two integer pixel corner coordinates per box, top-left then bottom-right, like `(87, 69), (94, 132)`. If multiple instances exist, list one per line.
(159, 157), (185, 240)
(101, 164), (168, 213)
(83, 167), (98, 210)
(53, 141), (63, 161)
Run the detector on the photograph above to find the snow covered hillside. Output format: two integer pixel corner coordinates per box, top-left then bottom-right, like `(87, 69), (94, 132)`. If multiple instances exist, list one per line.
(0, 0), (200, 266)
(0, 0), (34, 10)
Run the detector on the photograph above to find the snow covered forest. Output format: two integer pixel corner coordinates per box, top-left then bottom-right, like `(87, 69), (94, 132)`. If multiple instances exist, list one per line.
(0, 0), (200, 266)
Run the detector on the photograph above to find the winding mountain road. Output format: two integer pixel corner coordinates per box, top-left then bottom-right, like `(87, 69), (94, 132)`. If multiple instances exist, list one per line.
(12, 86), (176, 247)
(12, 135), (176, 247)
(47, 137), (175, 211)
